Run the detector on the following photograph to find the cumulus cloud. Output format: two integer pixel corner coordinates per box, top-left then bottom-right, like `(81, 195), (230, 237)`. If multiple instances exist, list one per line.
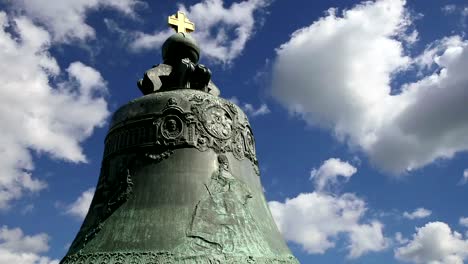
(131, 0), (270, 64)
(310, 158), (357, 192)
(9, 0), (143, 42)
(269, 192), (387, 258)
(460, 217), (468, 228)
(65, 188), (95, 220)
(269, 158), (386, 258)
(403, 208), (432, 220)
(271, 0), (468, 174)
(0, 226), (59, 264)
(395, 222), (468, 264)
(0, 13), (109, 209)
(395, 232), (409, 245)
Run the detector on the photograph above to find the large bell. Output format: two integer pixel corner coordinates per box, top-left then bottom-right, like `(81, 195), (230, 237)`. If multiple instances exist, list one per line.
(60, 89), (298, 263)
(60, 13), (298, 264)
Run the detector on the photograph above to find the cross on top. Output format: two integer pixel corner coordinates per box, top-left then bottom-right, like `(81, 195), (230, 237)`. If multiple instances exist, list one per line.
(168, 11), (195, 33)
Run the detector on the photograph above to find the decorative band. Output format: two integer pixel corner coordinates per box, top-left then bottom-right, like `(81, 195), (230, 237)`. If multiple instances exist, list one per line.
(61, 251), (299, 264)
(104, 94), (258, 168)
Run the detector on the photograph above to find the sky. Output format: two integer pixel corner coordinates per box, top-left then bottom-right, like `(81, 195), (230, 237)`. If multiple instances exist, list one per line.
(0, 0), (468, 263)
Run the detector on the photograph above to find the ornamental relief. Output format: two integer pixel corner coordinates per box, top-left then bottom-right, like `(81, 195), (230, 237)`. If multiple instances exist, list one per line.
(244, 126), (256, 157)
(61, 251), (299, 264)
(190, 94), (237, 139)
(68, 156), (135, 254)
(104, 95), (258, 167)
(231, 130), (245, 161)
(187, 94), (257, 166)
(203, 106), (233, 140)
(161, 115), (183, 140)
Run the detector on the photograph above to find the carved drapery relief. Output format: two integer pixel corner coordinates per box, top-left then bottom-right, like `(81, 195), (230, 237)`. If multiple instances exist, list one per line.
(175, 154), (270, 256)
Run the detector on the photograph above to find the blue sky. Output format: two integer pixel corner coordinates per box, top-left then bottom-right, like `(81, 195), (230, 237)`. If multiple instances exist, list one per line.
(0, 0), (468, 263)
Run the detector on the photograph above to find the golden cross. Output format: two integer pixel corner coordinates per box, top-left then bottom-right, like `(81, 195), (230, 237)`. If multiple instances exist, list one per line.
(168, 11), (195, 33)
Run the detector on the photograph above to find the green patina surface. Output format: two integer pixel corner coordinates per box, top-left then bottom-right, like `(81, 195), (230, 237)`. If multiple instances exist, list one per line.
(61, 27), (299, 264)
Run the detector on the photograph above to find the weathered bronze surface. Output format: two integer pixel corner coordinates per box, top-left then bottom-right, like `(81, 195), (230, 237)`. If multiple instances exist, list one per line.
(137, 33), (220, 96)
(61, 11), (298, 264)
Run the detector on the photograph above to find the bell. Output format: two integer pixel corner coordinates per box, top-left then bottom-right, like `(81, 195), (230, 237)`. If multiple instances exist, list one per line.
(60, 11), (298, 264)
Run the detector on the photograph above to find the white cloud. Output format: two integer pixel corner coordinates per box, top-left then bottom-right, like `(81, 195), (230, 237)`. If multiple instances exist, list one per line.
(0, 13), (109, 209)
(395, 232), (409, 245)
(0, 226), (59, 264)
(0, 226), (49, 253)
(129, 29), (174, 53)
(395, 222), (468, 264)
(131, 0), (270, 64)
(10, 0), (143, 42)
(228, 97), (271, 117)
(271, 0), (468, 174)
(401, 29), (419, 45)
(442, 5), (457, 14)
(310, 158), (357, 192)
(440, 4), (468, 28)
(65, 188), (95, 220)
(403, 208), (432, 220)
(412, 36), (464, 71)
(347, 220), (387, 258)
(20, 204), (35, 215)
(269, 192), (387, 258)
(243, 103), (270, 117)
(460, 169), (468, 185)
(463, 7), (468, 18)
(460, 217), (468, 228)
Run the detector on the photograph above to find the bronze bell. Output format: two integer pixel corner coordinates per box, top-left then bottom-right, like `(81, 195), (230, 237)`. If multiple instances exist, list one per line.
(60, 12), (298, 264)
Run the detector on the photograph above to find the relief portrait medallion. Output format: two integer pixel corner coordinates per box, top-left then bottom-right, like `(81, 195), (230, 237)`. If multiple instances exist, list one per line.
(161, 115), (183, 139)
